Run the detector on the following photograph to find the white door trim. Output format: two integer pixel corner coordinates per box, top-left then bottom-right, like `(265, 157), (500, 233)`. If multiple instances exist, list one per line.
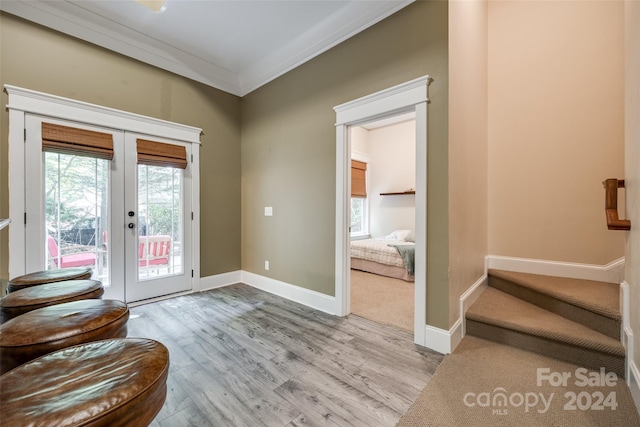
(333, 76), (431, 346)
(5, 85), (202, 296)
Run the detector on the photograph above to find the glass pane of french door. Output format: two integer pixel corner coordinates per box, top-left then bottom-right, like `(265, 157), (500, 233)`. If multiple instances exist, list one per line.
(25, 114), (196, 303)
(124, 133), (192, 303)
(26, 116), (192, 303)
(25, 114), (125, 301)
(43, 153), (110, 284)
(137, 164), (183, 280)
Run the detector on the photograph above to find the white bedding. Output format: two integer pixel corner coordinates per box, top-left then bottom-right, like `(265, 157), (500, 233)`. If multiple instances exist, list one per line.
(350, 239), (415, 269)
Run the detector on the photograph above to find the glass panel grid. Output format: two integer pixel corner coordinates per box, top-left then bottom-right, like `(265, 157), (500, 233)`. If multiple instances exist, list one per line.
(43, 152), (110, 285)
(137, 164), (183, 281)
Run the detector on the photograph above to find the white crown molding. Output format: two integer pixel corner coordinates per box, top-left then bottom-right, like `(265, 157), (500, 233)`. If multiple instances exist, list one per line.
(1, 0), (414, 97)
(239, 0), (415, 95)
(0, 0), (240, 94)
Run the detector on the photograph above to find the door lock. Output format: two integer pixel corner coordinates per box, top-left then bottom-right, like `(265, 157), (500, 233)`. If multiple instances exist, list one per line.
(128, 223), (135, 229)
(128, 211), (135, 217)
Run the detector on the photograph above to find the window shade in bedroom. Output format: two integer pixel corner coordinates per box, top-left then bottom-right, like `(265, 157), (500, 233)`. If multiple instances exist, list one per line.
(42, 122), (114, 160)
(351, 160), (367, 198)
(137, 139), (188, 169)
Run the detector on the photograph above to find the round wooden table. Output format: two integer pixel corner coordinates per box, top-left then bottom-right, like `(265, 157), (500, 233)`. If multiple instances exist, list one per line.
(6, 267), (93, 294)
(0, 299), (129, 374)
(0, 338), (169, 427)
(1, 279), (104, 323)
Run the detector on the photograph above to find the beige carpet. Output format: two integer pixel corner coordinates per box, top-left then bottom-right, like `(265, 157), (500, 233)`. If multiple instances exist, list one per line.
(350, 269), (414, 332)
(397, 336), (640, 427)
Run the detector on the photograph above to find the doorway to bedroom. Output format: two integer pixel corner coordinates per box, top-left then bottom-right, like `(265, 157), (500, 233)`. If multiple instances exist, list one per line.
(349, 115), (416, 333)
(334, 76), (429, 347)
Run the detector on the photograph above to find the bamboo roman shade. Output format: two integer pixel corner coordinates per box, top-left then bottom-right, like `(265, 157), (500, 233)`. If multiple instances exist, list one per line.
(351, 160), (367, 198)
(42, 122), (114, 160)
(137, 139), (187, 169)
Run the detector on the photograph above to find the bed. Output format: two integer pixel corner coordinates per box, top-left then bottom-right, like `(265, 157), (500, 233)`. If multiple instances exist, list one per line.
(350, 237), (415, 282)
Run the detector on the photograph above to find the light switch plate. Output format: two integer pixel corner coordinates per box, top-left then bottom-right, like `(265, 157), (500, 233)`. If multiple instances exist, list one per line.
(265, 207), (273, 216)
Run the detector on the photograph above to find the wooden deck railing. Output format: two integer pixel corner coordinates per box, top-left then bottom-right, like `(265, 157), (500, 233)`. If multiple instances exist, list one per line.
(603, 178), (630, 230)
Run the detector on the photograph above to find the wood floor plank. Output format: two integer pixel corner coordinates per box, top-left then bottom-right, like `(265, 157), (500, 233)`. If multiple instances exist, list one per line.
(173, 364), (270, 427)
(157, 404), (216, 427)
(280, 358), (402, 426)
(274, 379), (356, 427)
(152, 371), (196, 422)
(129, 283), (442, 426)
(272, 347), (417, 418)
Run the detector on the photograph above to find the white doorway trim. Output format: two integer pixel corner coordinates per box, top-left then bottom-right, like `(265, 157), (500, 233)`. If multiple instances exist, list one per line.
(5, 85), (202, 294)
(333, 76), (430, 346)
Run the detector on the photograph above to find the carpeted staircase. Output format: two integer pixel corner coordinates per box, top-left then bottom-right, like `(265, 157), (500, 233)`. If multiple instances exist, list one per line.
(466, 269), (625, 378)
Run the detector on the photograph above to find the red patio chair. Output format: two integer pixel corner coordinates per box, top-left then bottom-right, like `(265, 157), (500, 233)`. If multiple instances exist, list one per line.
(47, 235), (97, 269)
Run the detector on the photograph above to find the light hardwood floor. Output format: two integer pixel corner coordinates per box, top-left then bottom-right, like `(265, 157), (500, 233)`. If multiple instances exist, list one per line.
(128, 284), (443, 427)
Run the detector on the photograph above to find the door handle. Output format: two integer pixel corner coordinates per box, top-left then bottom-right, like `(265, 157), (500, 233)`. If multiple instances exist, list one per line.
(128, 223), (135, 229)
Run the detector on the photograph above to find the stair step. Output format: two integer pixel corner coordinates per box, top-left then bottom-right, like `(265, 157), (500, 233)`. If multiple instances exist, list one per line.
(466, 287), (625, 377)
(488, 269), (621, 339)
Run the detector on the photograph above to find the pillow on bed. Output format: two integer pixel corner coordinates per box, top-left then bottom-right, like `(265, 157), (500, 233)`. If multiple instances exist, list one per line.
(385, 229), (411, 241)
(406, 229), (415, 242)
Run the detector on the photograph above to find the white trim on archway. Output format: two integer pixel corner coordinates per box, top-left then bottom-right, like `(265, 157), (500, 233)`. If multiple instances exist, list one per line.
(333, 76), (430, 346)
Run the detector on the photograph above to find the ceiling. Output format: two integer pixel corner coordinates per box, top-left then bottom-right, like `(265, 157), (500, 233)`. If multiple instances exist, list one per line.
(1, 0), (414, 96)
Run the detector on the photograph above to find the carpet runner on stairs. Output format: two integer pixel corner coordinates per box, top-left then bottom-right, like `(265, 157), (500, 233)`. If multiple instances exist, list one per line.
(466, 270), (625, 378)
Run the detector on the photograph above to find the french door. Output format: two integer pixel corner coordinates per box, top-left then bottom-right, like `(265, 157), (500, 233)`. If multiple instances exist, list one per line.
(24, 114), (193, 302)
(124, 132), (192, 302)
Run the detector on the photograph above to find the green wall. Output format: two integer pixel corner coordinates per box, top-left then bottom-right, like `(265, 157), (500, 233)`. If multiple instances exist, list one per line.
(1, 1), (450, 329)
(241, 0), (450, 329)
(0, 12), (242, 282)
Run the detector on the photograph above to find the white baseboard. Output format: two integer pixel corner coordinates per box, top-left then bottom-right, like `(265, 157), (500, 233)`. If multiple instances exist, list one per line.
(241, 271), (338, 315)
(486, 255), (625, 284)
(459, 274), (488, 338)
(199, 270), (242, 292)
(629, 357), (640, 416)
(422, 273), (487, 355)
(622, 282), (631, 351)
(621, 280), (640, 414)
(424, 317), (463, 355)
(449, 317), (464, 353)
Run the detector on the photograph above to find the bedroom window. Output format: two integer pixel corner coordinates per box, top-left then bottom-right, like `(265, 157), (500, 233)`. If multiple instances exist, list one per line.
(351, 160), (368, 237)
(350, 197), (368, 236)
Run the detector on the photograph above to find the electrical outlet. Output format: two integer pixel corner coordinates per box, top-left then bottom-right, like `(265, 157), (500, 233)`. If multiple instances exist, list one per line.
(265, 260), (270, 270)
(265, 207), (273, 216)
